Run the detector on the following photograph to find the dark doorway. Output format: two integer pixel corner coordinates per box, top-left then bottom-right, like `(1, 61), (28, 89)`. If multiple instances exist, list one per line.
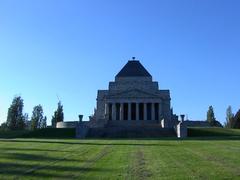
(123, 103), (128, 120)
(139, 103), (144, 120)
(154, 103), (159, 121)
(147, 103), (151, 120)
(109, 103), (112, 120)
(131, 103), (136, 120)
(116, 103), (120, 120)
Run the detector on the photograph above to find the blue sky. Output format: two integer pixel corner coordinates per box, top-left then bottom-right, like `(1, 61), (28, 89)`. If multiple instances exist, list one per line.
(0, 0), (240, 125)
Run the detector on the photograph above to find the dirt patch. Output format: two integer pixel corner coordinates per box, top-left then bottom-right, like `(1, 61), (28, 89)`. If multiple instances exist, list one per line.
(82, 145), (112, 169)
(71, 145), (112, 178)
(129, 148), (152, 180)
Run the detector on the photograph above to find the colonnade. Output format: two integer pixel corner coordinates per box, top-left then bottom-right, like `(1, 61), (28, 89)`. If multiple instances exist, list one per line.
(105, 102), (162, 121)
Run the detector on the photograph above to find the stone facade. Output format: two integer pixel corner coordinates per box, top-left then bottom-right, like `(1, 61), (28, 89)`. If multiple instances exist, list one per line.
(93, 60), (175, 128)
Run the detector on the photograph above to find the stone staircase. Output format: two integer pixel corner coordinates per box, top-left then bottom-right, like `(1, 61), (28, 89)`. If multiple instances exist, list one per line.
(85, 121), (176, 138)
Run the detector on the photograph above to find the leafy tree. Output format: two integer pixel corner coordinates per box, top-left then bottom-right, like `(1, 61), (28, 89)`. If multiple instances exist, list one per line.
(0, 122), (8, 130)
(41, 116), (47, 129)
(6, 96), (25, 130)
(23, 113), (31, 130)
(31, 105), (46, 130)
(206, 106), (223, 127)
(207, 106), (216, 126)
(225, 106), (235, 128)
(234, 109), (240, 129)
(51, 101), (64, 128)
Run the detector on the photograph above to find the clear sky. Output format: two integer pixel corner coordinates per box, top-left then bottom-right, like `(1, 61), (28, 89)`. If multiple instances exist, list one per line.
(0, 0), (240, 125)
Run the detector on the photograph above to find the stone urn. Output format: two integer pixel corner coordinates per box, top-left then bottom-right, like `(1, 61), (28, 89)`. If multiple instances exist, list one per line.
(79, 115), (83, 122)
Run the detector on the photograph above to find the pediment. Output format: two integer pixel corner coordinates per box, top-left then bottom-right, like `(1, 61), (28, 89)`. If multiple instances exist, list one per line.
(107, 89), (160, 99)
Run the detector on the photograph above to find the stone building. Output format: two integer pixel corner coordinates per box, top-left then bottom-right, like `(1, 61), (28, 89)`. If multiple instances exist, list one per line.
(76, 58), (187, 138)
(94, 58), (175, 128)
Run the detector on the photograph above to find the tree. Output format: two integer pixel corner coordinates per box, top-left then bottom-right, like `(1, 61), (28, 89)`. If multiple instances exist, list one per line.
(31, 105), (47, 130)
(225, 106), (235, 128)
(234, 109), (240, 129)
(206, 106), (223, 127)
(6, 96), (25, 130)
(23, 113), (31, 130)
(0, 122), (8, 130)
(207, 106), (216, 126)
(41, 116), (47, 129)
(51, 101), (64, 128)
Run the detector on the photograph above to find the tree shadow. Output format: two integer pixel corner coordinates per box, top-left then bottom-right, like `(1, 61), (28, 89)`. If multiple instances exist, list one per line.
(0, 137), (239, 148)
(1, 147), (73, 153)
(0, 152), (80, 162)
(0, 139), (177, 146)
(0, 162), (113, 178)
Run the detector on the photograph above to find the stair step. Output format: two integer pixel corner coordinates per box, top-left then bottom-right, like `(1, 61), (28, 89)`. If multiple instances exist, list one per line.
(86, 127), (176, 138)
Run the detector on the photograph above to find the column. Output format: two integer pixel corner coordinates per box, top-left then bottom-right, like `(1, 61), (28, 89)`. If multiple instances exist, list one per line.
(159, 101), (163, 120)
(151, 103), (155, 120)
(112, 103), (116, 121)
(105, 103), (109, 120)
(120, 103), (124, 121)
(144, 103), (147, 120)
(136, 103), (139, 121)
(128, 103), (131, 121)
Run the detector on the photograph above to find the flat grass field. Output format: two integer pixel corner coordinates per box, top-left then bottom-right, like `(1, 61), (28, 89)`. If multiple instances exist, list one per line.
(0, 137), (240, 179)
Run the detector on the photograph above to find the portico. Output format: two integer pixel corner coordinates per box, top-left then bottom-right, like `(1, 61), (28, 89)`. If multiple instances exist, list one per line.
(105, 101), (162, 121)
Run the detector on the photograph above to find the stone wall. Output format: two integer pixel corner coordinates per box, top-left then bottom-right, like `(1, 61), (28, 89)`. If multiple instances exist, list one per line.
(96, 90), (108, 120)
(56, 121), (78, 128)
(184, 120), (211, 127)
(109, 77), (159, 92)
(76, 122), (89, 138)
(159, 96), (171, 128)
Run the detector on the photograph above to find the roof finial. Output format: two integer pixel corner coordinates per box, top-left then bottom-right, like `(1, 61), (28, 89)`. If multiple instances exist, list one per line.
(132, 57), (136, 60)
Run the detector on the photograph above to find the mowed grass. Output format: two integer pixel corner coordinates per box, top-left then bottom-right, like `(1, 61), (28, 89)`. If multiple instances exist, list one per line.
(0, 138), (240, 179)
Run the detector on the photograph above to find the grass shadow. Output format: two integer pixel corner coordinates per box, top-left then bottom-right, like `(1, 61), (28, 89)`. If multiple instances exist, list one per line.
(0, 147), (73, 153)
(0, 152), (81, 162)
(0, 162), (113, 178)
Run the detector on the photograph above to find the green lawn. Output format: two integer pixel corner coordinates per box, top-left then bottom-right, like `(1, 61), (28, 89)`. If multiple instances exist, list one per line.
(0, 138), (240, 179)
